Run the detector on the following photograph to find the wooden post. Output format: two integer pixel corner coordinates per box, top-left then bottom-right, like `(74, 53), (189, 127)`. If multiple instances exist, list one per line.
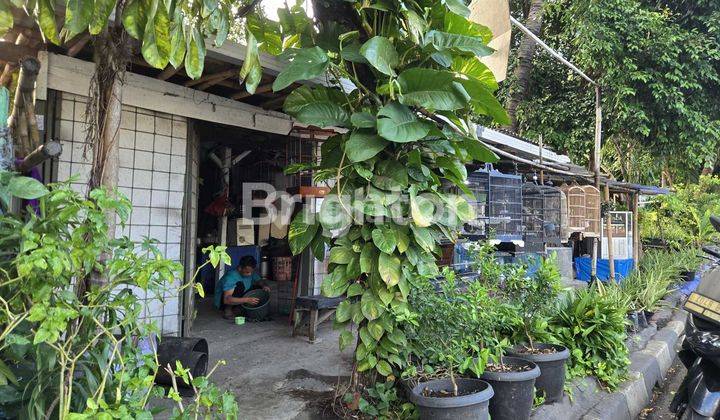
(17, 141), (62, 173)
(591, 85), (602, 282)
(218, 147), (231, 279)
(604, 183), (615, 282)
(632, 192), (640, 263)
(538, 134), (544, 184)
(8, 57), (40, 156)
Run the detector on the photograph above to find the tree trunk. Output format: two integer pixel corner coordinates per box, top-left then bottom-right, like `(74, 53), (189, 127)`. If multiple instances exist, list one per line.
(506, 0), (545, 132)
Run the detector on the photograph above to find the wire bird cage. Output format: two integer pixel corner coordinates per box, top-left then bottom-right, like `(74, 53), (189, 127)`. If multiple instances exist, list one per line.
(522, 183), (566, 252)
(559, 183), (602, 237)
(582, 185), (601, 237)
(462, 164), (523, 242)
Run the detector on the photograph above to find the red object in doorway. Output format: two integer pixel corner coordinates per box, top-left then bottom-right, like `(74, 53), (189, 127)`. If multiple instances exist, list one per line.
(205, 190), (231, 217)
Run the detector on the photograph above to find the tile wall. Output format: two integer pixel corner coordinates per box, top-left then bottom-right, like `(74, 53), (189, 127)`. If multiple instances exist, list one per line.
(54, 92), (187, 336)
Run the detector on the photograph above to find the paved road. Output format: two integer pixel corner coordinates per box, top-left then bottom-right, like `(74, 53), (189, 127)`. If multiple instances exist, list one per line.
(639, 357), (686, 420)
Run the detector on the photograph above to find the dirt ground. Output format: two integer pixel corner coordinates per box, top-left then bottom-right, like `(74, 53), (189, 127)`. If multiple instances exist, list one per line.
(639, 357), (687, 420)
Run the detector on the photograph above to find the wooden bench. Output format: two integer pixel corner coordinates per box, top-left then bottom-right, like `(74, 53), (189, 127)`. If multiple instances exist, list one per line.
(292, 295), (344, 343)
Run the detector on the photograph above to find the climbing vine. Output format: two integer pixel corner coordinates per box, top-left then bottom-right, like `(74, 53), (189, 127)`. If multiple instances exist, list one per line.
(278, 0), (507, 385)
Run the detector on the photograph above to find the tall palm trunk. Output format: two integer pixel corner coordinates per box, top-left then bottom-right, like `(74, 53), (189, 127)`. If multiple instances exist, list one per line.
(506, 0), (545, 132)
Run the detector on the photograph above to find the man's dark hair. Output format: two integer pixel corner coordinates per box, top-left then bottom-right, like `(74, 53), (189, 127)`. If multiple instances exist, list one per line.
(238, 255), (257, 269)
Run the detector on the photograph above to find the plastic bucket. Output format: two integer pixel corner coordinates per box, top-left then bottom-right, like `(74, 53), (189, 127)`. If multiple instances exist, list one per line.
(506, 344), (570, 403)
(480, 356), (540, 420)
(409, 378), (494, 420)
(241, 289), (270, 320)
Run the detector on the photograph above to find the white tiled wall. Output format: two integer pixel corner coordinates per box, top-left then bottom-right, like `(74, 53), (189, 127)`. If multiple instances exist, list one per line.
(54, 93), (187, 336)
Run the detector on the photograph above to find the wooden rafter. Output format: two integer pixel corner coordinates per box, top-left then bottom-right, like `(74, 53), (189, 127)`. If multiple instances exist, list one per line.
(260, 95), (287, 110)
(197, 68), (238, 90)
(157, 63), (183, 80)
(184, 67), (236, 87)
(0, 41), (38, 65)
(231, 83), (274, 100)
(65, 32), (91, 57)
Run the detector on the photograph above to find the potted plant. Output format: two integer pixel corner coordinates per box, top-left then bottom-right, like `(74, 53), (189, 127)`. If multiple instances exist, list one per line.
(405, 269), (495, 419)
(490, 253), (569, 406)
(676, 249), (701, 282)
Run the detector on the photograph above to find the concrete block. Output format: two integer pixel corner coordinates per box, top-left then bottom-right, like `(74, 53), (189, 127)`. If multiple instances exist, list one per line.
(629, 351), (662, 396)
(582, 393), (630, 420)
(155, 116), (172, 136)
(136, 131), (154, 151)
(154, 135), (172, 154)
(619, 371), (649, 418)
(642, 340), (673, 373)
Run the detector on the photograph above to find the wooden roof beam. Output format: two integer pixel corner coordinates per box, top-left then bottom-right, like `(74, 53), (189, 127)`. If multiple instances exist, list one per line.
(157, 63), (183, 80)
(65, 32), (91, 57)
(184, 67), (236, 87)
(231, 83), (274, 100)
(197, 68), (238, 90)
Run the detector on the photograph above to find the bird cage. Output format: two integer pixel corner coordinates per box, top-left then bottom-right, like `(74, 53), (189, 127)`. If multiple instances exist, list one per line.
(522, 183), (564, 252)
(582, 185), (601, 237)
(601, 211), (634, 259)
(462, 164), (523, 242)
(560, 183), (587, 234)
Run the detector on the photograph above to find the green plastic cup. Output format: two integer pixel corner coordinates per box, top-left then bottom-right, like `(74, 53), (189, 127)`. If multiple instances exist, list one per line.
(235, 316), (245, 325)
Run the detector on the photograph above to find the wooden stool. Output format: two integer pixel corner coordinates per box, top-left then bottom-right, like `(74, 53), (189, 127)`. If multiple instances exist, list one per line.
(292, 295), (344, 343)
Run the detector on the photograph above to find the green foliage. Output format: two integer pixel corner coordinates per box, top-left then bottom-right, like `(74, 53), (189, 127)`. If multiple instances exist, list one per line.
(281, 0), (505, 384)
(163, 360), (239, 419)
(509, 0), (720, 182)
(342, 381), (416, 419)
(640, 176), (720, 247)
(549, 284), (630, 390)
(0, 174), (236, 418)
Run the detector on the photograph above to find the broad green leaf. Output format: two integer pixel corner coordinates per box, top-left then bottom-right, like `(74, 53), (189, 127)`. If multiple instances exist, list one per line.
(462, 136), (498, 162)
(310, 234), (327, 261)
(346, 131), (387, 163)
(321, 267), (350, 297)
(239, 29), (262, 94)
(36, 0), (60, 44)
(184, 28), (206, 79)
(339, 330), (354, 351)
(168, 22), (186, 69)
(336, 300), (352, 322)
(425, 30), (494, 57)
(397, 68), (470, 111)
(361, 290), (384, 320)
(329, 246), (355, 264)
(360, 242), (379, 273)
(347, 283), (364, 297)
(410, 225), (436, 253)
(410, 194), (435, 227)
(202, 0), (217, 18)
(63, 0), (93, 40)
(0, 2), (12, 35)
(89, 0), (117, 35)
(319, 194), (352, 231)
(455, 75), (510, 124)
(367, 319), (384, 341)
(446, 195), (475, 222)
(378, 252), (401, 287)
(444, 0), (470, 17)
(211, 7), (229, 46)
(376, 360), (392, 376)
(360, 36), (398, 76)
(371, 226), (397, 254)
(273, 47), (330, 91)
(283, 86), (350, 128)
(121, 0), (148, 40)
(288, 211), (318, 255)
(444, 11), (493, 43)
(376, 102), (432, 143)
(8, 176), (48, 199)
(372, 160), (408, 191)
(452, 56), (498, 91)
(350, 111), (376, 128)
(141, 0), (171, 69)
(395, 226), (410, 253)
(436, 156), (467, 180)
(404, 9), (427, 43)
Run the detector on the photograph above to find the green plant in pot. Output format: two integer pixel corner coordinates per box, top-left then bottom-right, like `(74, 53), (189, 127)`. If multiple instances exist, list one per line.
(675, 248), (702, 282)
(405, 269), (495, 420)
(494, 253), (570, 405)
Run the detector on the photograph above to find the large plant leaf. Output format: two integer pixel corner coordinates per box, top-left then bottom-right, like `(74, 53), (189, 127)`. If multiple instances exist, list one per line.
(346, 130), (387, 163)
(378, 252), (401, 287)
(372, 226), (397, 254)
(410, 193), (435, 227)
(141, 0), (171, 69)
(168, 21), (186, 69)
(211, 6), (229, 46)
(397, 68), (470, 111)
(360, 36), (399, 76)
(36, 0), (60, 44)
(452, 56), (498, 91)
(121, 0), (148, 40)
(444, 11), (493, 43)
(63, 0), (93, 40)
(273, 47), (329, 91)
(239, 29), (262, 94)
(319, 194), (352, 231)
(462, 136), (498, 163)
(0, 2), (12, 36)
(361, 290), (384, 320)
(321, 267), (350, 297)
(288, 210), (318, 255)
(184, 28), (206, 79)
(444, 0), (470, 17)
(425, 30), (494, 57)
(455, 75), (510, 124)
(283, 86), (350, 128)
(376, 102), (432, 143)
(8, 176), (48, 199)
(89, 0), (117, 35)
(372, 160), (408, 191)
(360, 242), (379, 273)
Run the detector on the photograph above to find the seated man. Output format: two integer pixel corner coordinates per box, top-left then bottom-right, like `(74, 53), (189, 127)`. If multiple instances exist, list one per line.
(214, 255), (270, 319)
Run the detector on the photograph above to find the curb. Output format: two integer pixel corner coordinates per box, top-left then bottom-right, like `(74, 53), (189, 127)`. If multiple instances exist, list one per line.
(532, 309), (688, 420)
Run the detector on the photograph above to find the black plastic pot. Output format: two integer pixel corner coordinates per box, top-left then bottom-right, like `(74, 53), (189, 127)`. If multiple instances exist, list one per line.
(241, 289), (270, 320)
(409, 378), (494, 420)
(681, 270), (696, 282)
(155, 337), (209, 388)
(627, 312), (640, 333)
(638, 310), (649, 329)
(480, 356), (540, 420)
(644, 310), (655, 324)
(506, 344), (570, 404)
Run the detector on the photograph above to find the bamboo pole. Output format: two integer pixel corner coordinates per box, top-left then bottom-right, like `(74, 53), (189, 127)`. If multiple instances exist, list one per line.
(632, 192), (640, 263)
(604, 182), (615, 282)
(8, 57), (40, 156)
(17, 141), (62, 173)
(591, 86), (603, 282)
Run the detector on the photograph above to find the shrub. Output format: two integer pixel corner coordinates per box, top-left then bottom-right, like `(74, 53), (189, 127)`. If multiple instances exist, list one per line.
(549, 284), (630, 390)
